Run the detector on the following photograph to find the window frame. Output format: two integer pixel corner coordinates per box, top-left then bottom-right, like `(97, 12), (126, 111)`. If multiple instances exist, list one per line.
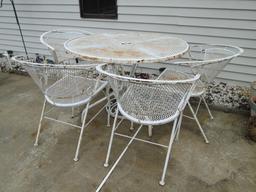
(79, 0), (118, 19)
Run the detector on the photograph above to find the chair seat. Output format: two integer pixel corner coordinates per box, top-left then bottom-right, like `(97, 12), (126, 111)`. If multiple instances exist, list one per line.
(45, 75), (107, 107)
(118, 84), (181, 125)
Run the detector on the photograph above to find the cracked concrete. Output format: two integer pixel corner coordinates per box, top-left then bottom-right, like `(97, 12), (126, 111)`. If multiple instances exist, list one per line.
(0, 73), (255, 192)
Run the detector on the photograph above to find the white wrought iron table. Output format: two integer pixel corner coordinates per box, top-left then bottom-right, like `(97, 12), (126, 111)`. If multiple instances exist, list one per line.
(64, 33), (189, 64)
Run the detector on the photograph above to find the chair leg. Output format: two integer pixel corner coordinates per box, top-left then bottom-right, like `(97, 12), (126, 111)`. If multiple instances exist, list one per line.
(71, 107), (75, 118)
(34, 99), (47, 146)
(159, 118), (178, 186)
(106, 86), (111, 127)
(74, 102), (90, 162)
(188, 102), (209, 144)
(175, 112), (183, 141)
(195, 97), (202, 116)
(104, 108), (119, 167)
(130, 121), (134, 131)
(107, 111), (111, 127)
(96, 124), (143, 192)
(202, 96), (214, 120)
(148, 125), (153, 137)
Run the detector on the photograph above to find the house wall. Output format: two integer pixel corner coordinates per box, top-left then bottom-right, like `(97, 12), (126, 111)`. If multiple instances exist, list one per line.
(0, 0), (255, 86)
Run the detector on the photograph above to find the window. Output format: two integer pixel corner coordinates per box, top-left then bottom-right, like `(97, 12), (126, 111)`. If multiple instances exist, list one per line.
(79, 0), (117, 19)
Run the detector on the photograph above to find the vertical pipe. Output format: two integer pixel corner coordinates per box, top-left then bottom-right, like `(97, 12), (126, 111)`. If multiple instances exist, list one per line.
(10, 0), (29, 58)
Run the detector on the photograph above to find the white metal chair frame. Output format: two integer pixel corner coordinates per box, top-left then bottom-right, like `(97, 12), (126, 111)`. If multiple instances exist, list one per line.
(160, 44), (243, 141)
(40, 29), (93, 64)
(12, 55), (109, 161)
(157, 69), (210, 144)
(95, 63), (200, 191)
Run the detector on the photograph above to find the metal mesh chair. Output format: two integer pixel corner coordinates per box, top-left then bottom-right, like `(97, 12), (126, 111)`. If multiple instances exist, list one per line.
(158, 69), (209, 144)
(95, 63), (200, 190)
(40, 29), (92, 64)
(160, 44), (243, 141)
(12, 55), (108, 161)
(186, 44), (243, 87)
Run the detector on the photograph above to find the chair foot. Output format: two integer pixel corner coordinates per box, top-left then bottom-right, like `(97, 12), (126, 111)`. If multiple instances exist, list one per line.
(34, 142), (38, 146)
(148, 125), (153, 137)
(205, 140), (210, 144)
(107, 113), (111, 127)
(130, 122), (134, 131)
(71, 107), (75, 118)
(159, 181), (165, 186)
(104, 163), (109, 167)
(73, 157), (79, 162)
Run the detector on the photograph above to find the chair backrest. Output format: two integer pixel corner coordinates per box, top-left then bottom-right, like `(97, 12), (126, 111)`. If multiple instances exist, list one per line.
(40, 29), (92, 63)
(164, 44), (243, 83)
(12, 55), (104, 107)
(96, 63), (200, 125)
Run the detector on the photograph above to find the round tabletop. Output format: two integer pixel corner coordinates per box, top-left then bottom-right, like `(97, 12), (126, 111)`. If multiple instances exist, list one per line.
(64, 33), (189, 64)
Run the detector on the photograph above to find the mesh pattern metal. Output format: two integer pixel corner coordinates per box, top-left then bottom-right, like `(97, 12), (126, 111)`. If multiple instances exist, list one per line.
(158, 69), (205, 96)
(189, 49), (231, 83)
(40, 29), (92, 63)
(12, 55), (106, 107)
(186, 44), (243, 83)
(162, 44), (243, 96)
(97, 64), (199, 124)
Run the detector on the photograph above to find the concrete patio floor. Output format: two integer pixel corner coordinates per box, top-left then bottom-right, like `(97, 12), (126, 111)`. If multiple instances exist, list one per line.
(0, 73), (255, 192)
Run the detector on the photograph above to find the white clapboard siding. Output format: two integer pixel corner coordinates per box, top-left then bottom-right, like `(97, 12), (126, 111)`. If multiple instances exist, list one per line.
(0, 0), (255, 86)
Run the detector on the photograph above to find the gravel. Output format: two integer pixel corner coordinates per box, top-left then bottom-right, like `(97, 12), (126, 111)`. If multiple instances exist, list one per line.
(205, 81), (250, 111)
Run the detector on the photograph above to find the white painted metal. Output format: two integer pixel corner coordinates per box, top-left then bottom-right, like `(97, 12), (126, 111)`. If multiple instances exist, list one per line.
(178, 44), (242, 121)
(40, 29), (92, 63)
(114, 132), (168, 148)
(175, 111), (183, 141)
(106, 85), (111, 127)
(148, 125), (153, 137)
(44, 116), (82, 129)
(129, 121), (134, 131)
(74, 102), (89, 162)
(103, 108), (119, 168)
(158, 44), (243, 142)
(159, 118), (178, 186)
(187, 102), (209, 143)
(202, 97), (214, 119)
(96, 63), (200, 189)
(64, 33), (189, 64)
(12, 55), (108, 161)
(97, 123), (144, 192)
(34, 99), (46, 146)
